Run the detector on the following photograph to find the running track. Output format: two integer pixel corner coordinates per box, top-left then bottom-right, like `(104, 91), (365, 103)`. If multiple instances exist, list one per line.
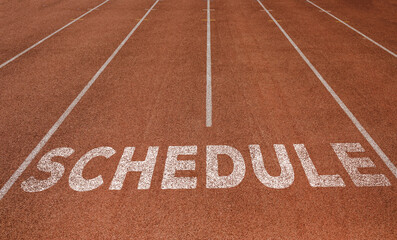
(0, 0), (396, 238)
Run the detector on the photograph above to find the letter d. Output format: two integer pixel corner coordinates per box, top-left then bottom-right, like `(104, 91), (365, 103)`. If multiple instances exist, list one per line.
(206, 145), (246, 188)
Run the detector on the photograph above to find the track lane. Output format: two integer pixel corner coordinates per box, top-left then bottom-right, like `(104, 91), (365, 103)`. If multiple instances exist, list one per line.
(0, 0), (107, 62)
(0, 0), (157, 187)
(209, 0), (396, 237)
(306, 0), (397, 54)
(255, 0), (397, 176)
(1, 0), (395, 238)
(1, 0), (208, 237)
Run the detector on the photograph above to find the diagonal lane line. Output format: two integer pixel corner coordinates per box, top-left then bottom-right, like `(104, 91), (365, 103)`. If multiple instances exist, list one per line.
(0, 0), (110, 69)
(306, 0), (397, 58)
(0, 0), (161, 200)
(255, 0), (397, 178)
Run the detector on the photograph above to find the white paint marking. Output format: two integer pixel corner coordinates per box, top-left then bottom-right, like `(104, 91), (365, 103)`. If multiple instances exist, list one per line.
(306, 0), (397, 58)
(162, 146), (197, 189)
(0, 0), (110, 69)
(206, 0), (213, 127)
(69, 147), (116, 192)
(255, 0), (397, 179)
(0, 0), (160, 200)
(206, 145), (246, 188)
(21, 148), (75, 192)
(110, 147), (159, 190)
(294, 144), (345, 187)
(250, 144), (294, 189)
(332, 143), (391, 186)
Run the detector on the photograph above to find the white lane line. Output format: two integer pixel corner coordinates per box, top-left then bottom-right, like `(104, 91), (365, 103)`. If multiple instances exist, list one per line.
(0, 0), (110, 70)
(306, 0), (397, 58)
(0, 0), (160, 200)
(255, 0), (397, 178)
(206, 0), (213, 127)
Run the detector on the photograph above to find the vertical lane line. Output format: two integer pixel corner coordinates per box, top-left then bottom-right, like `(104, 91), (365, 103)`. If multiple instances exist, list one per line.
(0, 0), (111, 69)
(0, 0), (161, 200)
(206, 0), (213, 127)
(255, 0), (397, 178)
(306, 0), (397, 58)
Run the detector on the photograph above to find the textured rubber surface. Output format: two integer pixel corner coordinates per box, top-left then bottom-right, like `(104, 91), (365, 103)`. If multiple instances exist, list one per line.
(0, 0), (396, 238)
